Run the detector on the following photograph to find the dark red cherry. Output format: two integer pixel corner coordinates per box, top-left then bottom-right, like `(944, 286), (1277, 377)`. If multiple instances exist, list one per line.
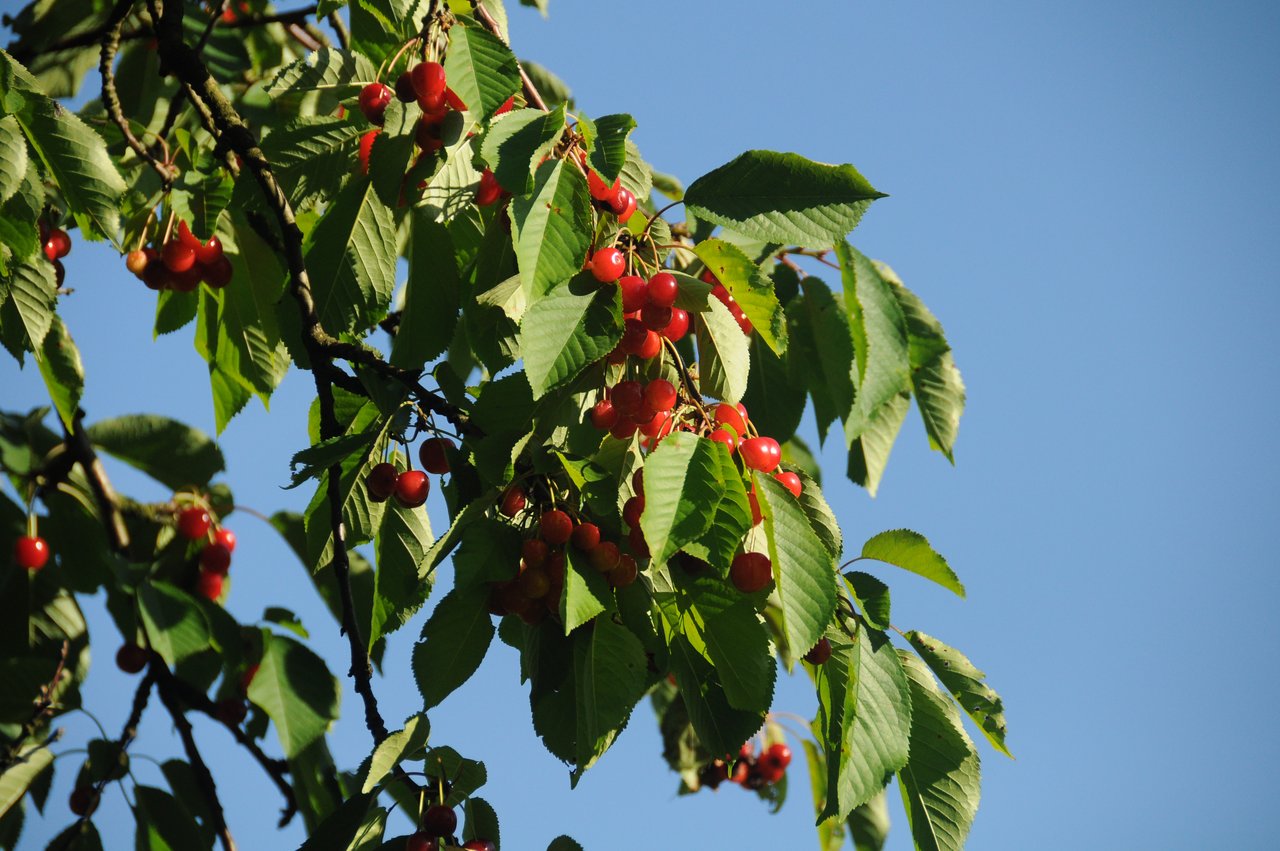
(539, 509), (573, 546)
(661, 307), (689, 341)
(500, 486), (527, 517)
(418, 437), (453, 475)
(774, 470), (803, 498)
(421, 804), (457, 837)
(803, 637), (833, 665)
(646, 272), (678, 307)
(644, 379), (677, 413)
(571, 522), (601, 551)
(368, 462), (399, 502)
(590, 399), (618, 429)
(116, 644), (150, 674)
(177, 507), (212, 540)
(358, 82), (393, 125)
(200, 542), (232, 575)
(730, 552), (771, 593)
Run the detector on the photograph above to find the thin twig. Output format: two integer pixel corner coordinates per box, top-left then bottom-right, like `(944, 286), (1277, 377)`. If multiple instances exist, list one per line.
(0, 641), (70, 772)
(100, 0), (174, 187)
(156, 677), (237, 851)
(62, 411), (131, 555)
(326, 11), (350, 50)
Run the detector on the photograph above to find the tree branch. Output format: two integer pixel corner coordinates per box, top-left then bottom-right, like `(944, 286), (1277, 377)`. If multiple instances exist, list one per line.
(99, 0), (174, 187)
(62, 410), (131, 555)
(0, 641), (69, 773)
(156, 676), (237, 851)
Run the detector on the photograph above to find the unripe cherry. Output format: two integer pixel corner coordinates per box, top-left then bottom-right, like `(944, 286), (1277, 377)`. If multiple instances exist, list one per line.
(644, 379), (677, 413)
(775, 470), (803, 498)
(394, 471), (430, 508)
(125, 249), (149, 276)
(590, 247), (625, 283)
(200, 542), (232, 575)
(367, 462), (398, 502)
(500, 485), (527, 517)
(646, 272), (678, 307)
(177, 507), (212, 540)
(740, 437), (781, 472)
(571, 521), (600, 551)
(418, 437), (453, 475)
(661, 307), (689, 341)
(618, 275), (648, 313)
(195, 569), (224, 602)
(539, 509), (573, 545)
(590, 399), (618, 429)
(14, 536), (49, 571)
(357, 82), (392, 125)
(730, 552), (772, 593)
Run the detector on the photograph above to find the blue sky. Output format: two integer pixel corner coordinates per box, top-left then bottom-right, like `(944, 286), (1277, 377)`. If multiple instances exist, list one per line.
(4, 0), (1279, 848)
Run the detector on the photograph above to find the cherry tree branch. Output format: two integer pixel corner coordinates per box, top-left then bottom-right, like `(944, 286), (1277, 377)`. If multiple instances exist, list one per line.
(99, 0), (174, 187)
(156, 676), (237, 851)
(0, 641), (69, 773)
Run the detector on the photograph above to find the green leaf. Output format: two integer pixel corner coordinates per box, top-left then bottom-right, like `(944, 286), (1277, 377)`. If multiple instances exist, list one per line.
(0, 52), (125, 243)
(0, 741), (51, 819)
(846, 392), (909, 497)
(757, 475), (837, 664)
(258, 116), (367, 211)
(422, 745), (487, 806)
(247, 631), (341, 758)
(860, 529), (964, 597)
(42, 822), (102, 851)
(581, 113), (635, 182)
(287, 431), (379, 489)
(638, 433), (724, 564)
(740, 326), (805, 442)
(905, 631), (1011, 757)
(264, 47), (378, 112)
(897, 651), (981, 851)
(793, 468), (842, 559)
(684, 150), (883, 248)
(890, 276), (965, 461)
(296, 791), (377, 851)
(443, 24), (522, 119)
(847, 789), (891, 851)
(686, 580), (774, 713)
(0, 161), (43, 261)
(693, 238), (787, 354)
(479, 105), (567, 196)
(815, 625), (911, 822)
(132, 785), (207, 851)
(0, 258), (55, 357)
(462, 797), (501, 849)
(790, 277), (856, 444)
(87, 415), (224, 491)
(391, 214), (460, 371)
(0, 115), (28, 204)
(169, 170), (232, 241)
(519, 274), (622, 398)
(572, 616), (646, 771)
(304, 175), (397, 335)
(546, 837), (584, 851)
(370, 500), (434, 647)
(362, 713), (430, 793)
(800, 740), (846, 851)
(844, 571), (891, 630)
(511, 159), (592, 298)
(137, 581), (212, 668)
(560, 546), (612, 635)
(695, 295), (750, 405)
(835, 243), (912, 443)
(412, 585), (495, 709)
(154, 290), (198, 337)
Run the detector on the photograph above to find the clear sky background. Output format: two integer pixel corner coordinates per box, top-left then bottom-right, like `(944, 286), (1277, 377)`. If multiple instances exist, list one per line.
(3, 0), (1279, 848)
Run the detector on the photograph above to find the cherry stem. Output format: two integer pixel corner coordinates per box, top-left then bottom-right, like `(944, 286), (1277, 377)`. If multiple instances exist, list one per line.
(641, 200), (681, 240)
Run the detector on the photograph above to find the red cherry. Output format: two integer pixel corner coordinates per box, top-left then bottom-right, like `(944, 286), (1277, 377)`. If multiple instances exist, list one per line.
(640, 302), (672, 332)
(495, 95), (515, 115)
(444, 87), (467, 112)
(709, 428), (737, 453)
(539, 509), (573, 545)
(162, 240), (196, 273)
(588, 170), (621, 203)
(731, 759), (750, 785)
(195, 235), (224, 265)
(518, 565), (550, 598)
(418, 437), (453, 475)
(628, 526), (649, 558)
(636, 330), (661, 359)
(610, 381), (644, 417)
(803, 637), (832, 665)
(639, 410), (670, 438)
(765, 741), (793, 770)
(170, 264), (202, 292)
(125, 249), (149, 276)
(618, 275), (648, 313)
(142, 253), (171, 290)
(51, 259), (65, 287)
(412, 62), (447, 106)
(500, 485), (527, 517)
(415, 119), (443, 153)
(571, 522), (601, 551)
(622, 496), (644, 529)
(116, 644), (150, 674)
(610, 186), (637, 220)
(358, 82), (393, 125)
(758, 758), (785, 784)
(661, 307), (689, 341)
(214, 698), (247, 725)
(394, 71), (417, 103)
(631, 467), (644, 493)
(177, 507), (212, 540)
(239, 664), (259, 692)
(200, 542), (232, 575)
(774, 470), (802, 498)
(213, 528), (236, 553)
(202, 255), (234, 288)
(44, 227), (71, 260)
(609, 419), (638, 440)
(629, 400), (656, 425)
(406, 833), (437, 851)
(522, 538), (548, 568)
(463, 841), (497, 851)
(740, 437), (781, 472)
(646, 272), (678, 307)
(730, 552), (771, 593)
(609, 554), (638, 587)
(476, 169), (503, 206)
(619, 318), (649, 355)
(590, 399), (618, 429)
(14, 536), (49, 571)
(358, 129), (380, 174)
(545, 550), (566, 585)
(176, 220), (202, 251)
(368, 462), (399, 502)
(394, 471), (430, 508)
(421, 804), (457, 837)
(587, 541), (621, 573)
(590, 247), (625, 283)
(644, 379), (677, 413)
(748, 485), (762, 526)
(713, 402), (748, 438)
(195, 569), (224, 602)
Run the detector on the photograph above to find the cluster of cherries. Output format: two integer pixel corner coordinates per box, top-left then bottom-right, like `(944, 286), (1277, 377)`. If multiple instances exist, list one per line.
(487, 490), (639, 626)
(40, 223), (71, 286)
(587, 168), (639, 223)
(367, 436), (455, 508)
(589, 262), (691, 361)
(124, 221), (233, 292)
(404, 803), (494, 851)
(700, 739), (793, 792)
(173, 503), (237, 603)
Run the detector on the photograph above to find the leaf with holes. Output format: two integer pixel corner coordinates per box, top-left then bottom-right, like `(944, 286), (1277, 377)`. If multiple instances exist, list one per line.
(905, 630), (1011, 757)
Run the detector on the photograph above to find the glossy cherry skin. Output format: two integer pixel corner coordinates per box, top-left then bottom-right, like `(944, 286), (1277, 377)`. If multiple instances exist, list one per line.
(739, 436), (781, 472)
(646, 272), (678, 307)
(640, 302), (672, 332)
(358, 82), (392, 125)
(214, 528), (236, 553)
(394, 470), (430, 508)
(644, 379), (677, 413)
(200, 542), (232, 575)
(588, 541), (621, 573)
(730, 552), (772, 593)
(463, 841), (497, 851)
(476, 169), (503, 206)
(162, 240), (197, 274)
(195, 569), (224, 602)
(406, 833), (437, 851)
(610, 186), (637, 220)
(636, 329), (662, 359)
(590, 247), (626, 283)
(367, 462), (399, 502)
(202, 255), (233, 288)
(610, 419), (638, 440)
(571, 521), (601, 551)
(116, 644), (150, 674)
(803, 637), (832, 665)
(610, 380), (644, 417)
(44, 227), (71, 261)
(500, 485), (527, 517)
(588, 170), (621, 203)
(195, 235), (224, 265)
(618, 274), (648, 313)
(775, 470), (803, 498)
(709, 428), (738, 453)
(765, 742), (793, 770)
(418, 437), (453, 474)
(539, 509), (573, 545)
(495, 95), (515, 115)
(661, 307), (689, 341)
(177, 220), (202, 251)
(622, 496), (644, 529)
(14, 536), (49, 571)
(411, 62), (447, 108)
(590, 399), (618, 429)
(421, 804), (457, 837)
(177, 507), (212, 541)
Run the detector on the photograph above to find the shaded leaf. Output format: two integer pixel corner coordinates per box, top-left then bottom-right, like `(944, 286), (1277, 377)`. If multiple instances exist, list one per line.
(87, 415), (224, 491)
(860, 529), (964, 597)
(247, 632), (341, 758)
(413, 585), (494, 709)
